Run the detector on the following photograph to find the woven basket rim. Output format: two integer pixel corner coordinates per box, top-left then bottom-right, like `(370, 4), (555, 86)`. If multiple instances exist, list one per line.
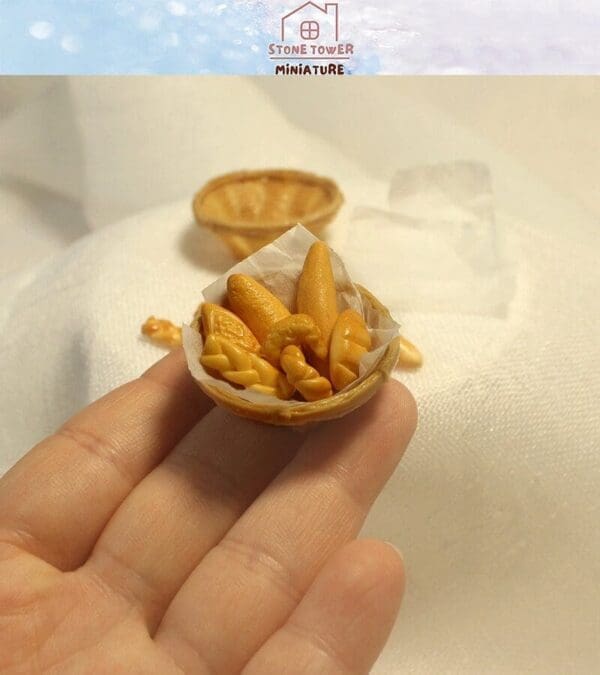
(192, 168), (344, 236)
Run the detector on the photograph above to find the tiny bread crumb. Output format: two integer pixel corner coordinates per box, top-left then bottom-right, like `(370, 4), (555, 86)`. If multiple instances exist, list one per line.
(141, 316), (182, 349)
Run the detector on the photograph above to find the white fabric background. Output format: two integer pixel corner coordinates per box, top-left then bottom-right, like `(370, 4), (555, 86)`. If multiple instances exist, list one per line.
(0, 77), (599, 673)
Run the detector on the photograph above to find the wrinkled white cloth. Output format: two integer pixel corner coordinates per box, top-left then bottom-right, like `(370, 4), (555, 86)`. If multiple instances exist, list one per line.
(1, 77), (599, 673)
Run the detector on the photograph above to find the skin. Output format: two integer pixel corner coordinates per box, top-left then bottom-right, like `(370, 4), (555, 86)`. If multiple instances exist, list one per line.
(0, 349), (417, 674)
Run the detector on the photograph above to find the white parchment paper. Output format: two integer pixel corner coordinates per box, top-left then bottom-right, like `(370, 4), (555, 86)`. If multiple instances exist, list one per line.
(183, 225), (400, 407)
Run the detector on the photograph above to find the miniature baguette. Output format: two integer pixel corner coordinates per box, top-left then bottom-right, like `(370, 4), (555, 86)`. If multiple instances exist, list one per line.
(397, 335), (423, 368)
(296, 241), (338, 356)
(227, 274), (290, 344)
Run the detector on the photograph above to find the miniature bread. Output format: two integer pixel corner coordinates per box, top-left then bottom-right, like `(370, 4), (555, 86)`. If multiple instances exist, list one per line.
(141, 316), (182, 348)
(200, 334), (294, 400)
(199, 302), (260, 353)
(227, 274), (290, 344)
(296, 241), (338, 352)
(397, 335), (423, 369)
(280, 345), (333, 401)
(262, 313), (327, 364)
(329, 309), (372, 391)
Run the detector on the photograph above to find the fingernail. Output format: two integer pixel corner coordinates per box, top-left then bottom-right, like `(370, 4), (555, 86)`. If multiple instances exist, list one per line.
(384, 541), (404, 563)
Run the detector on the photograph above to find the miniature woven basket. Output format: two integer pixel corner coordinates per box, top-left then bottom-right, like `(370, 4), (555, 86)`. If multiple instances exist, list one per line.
(192, 169), (344, 259)
(189, 284), (400, 426)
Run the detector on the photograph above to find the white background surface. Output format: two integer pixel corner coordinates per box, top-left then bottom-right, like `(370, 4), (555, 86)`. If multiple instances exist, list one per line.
(1, 77), (599, 272)
(0, 77), (599, 673)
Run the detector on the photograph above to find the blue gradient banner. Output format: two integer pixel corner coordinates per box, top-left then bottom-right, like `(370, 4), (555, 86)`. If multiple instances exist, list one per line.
(0, 0), (599, 74)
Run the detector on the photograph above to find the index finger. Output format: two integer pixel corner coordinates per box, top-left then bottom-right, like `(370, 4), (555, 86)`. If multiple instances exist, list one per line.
(0, 348), (212, 570)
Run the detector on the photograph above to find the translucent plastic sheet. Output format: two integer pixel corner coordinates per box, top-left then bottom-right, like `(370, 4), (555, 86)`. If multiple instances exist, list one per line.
(345, 162), (515, 317)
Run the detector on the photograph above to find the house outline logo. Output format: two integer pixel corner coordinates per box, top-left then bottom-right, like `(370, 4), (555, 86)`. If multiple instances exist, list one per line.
(281, 2), (340, 42)
(268, 1), (352, 75)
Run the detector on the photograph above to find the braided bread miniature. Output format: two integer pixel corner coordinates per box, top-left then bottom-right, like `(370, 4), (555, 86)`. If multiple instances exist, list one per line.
(200, 334), (294, 400)
(280, 345), (332, 402)
(141, 316), (182, 348)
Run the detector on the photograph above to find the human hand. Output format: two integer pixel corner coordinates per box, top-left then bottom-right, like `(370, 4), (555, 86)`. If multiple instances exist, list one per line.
(0, 349), (417, 674)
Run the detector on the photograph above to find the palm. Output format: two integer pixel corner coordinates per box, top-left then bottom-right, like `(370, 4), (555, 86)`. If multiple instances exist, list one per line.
(1, 350), (416, 674)
(2, 565), (178, 673)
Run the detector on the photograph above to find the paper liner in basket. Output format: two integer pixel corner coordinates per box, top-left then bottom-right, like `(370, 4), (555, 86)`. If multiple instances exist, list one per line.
(183, 225), (400, 421)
